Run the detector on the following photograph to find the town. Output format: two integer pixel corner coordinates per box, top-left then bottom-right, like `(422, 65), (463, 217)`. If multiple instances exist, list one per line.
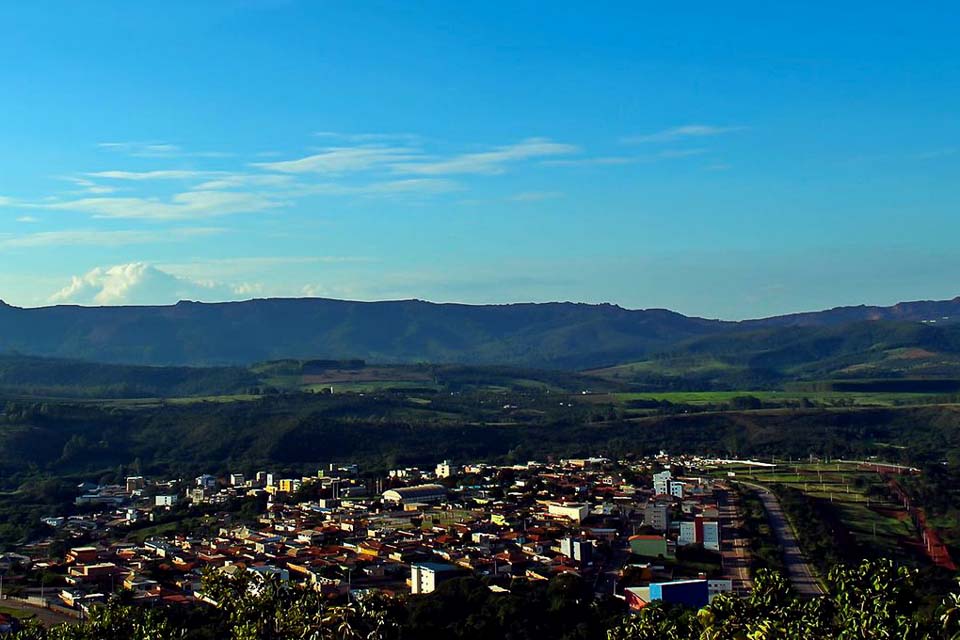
(0, 454), (769, 629)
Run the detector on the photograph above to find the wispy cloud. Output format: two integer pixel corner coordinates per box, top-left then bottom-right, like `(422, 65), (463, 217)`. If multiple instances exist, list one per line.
(98, 141), (232, 158)
(398, 138), (578, 175)
(910, 148), (957, 160)
(192, 173), (295, 190)
(294, 178), (461, 197)
(509, 191), (564, 202)
(86, 170), (225, 181)
(15, 216), (39, 223)
(1, 227), (222, 248)
(254, 145), (421, 174)
(542, 156), (636, 167)
(59, 177), (118, 195)
(622, 125), (745, 144)
(657, 148), (710, 158)
(36, 191), (285, 220)
(313, 131), (423, 144)
(159, 255), (375, 281)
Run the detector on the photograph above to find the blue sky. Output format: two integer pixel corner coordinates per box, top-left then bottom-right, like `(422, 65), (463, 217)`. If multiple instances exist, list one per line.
(0, 1), (957, 319)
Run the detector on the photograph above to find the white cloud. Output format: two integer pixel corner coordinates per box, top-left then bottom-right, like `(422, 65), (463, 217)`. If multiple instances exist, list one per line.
(50, 262), (250, 305)
(37, 190), (285, 220)
(98, 142), (184, 157)
(192, 173), (295, 190)
(622, 125), (745, 144)
(98, 142), (231, 158)
(313, 131), (423, 144)
(159, 255), (374, 280)
(398, 138), (578, 175)
(293, 178), (460, 197)
(253, 145), (421, 174)
(86, 170), (224, 181)
(15, 216), (39, 223)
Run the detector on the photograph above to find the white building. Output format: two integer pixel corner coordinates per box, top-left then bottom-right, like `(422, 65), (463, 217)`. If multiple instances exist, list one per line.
(669, 481), (685, 499)
(548, 502), (590, 523)
(196, 474), (217, 490)
(229, 473), (245, 486)
(155, 495), (179, 507)
(708, 579), (733, 601)
(410, 563), (461, 594)
(382, 484), (447, 505)
(678, 521), (697, 547)
(653, 470), (672, 496)
(435, 460), (458, 478)
(702, 521), (720, 552)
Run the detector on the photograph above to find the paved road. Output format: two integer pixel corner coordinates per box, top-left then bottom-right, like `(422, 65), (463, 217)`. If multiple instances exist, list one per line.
(716, 486), (752, 595)
(737, 481), (825, 597)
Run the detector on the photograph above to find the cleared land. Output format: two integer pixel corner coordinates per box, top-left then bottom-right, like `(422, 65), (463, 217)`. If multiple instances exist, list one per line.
(718, 462), (920, 561)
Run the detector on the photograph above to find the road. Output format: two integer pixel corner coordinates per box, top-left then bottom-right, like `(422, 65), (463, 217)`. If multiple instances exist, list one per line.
(716, 485), (752, 595)
(737, 481), (824, 597)
(0, 598), (76, 628)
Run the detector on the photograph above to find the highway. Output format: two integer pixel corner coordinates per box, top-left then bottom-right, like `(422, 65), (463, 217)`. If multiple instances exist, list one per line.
(737, 481), (825, 597)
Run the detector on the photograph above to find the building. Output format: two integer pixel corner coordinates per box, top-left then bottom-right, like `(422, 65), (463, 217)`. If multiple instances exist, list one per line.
(196, 474), (217, 490)
(278, 479), (302, 493)
(229, 473), (245, 487)
(435, 460), (458, 478)
(410, 562), (462, 594)
(125, 476), (145, 494)
(382, 484), (447, 505)
(547, 502), (590, 523)
(644, 502), (669, 531)
(66, 547), (99, 564)
(669, 481), (684, 499)
(560, 537), (593, 564)
(155, 495), (179, 507)
(678, 521), (697, 547)
(708, 579), (733, 601)
(702, 521), (720, 552)
(653, 470), (671, 496)
(649, 579), (709, 608)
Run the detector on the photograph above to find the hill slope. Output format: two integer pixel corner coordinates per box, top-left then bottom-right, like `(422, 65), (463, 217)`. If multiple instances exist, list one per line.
(0, 298), (726, 368)
(0, 295), (959, 370)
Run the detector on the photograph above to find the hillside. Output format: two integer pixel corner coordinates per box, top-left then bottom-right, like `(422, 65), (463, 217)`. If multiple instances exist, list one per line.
(588, 321), (960, 388)
(0, 354), (258, 398)
(0, 298), (726, 368)
(0, 296), (959, 372)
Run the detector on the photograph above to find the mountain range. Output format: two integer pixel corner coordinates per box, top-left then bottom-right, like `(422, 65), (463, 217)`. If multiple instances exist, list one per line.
(0, 296), (959, 373)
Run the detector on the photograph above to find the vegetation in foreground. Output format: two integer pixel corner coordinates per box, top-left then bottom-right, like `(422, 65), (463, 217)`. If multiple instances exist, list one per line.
(7, 559), (960, 639)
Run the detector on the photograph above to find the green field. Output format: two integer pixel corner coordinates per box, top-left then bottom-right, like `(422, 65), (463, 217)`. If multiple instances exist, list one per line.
(598, 390), (950, 407)
(723, 463), (918, 558)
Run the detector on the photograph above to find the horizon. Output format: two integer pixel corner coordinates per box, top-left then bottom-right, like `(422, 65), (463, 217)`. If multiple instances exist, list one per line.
(1, 2), (958, 319)
(2, 291), (959, 323)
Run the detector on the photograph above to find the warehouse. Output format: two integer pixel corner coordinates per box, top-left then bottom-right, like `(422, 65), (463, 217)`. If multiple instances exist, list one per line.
(381, 484), (447, 505)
